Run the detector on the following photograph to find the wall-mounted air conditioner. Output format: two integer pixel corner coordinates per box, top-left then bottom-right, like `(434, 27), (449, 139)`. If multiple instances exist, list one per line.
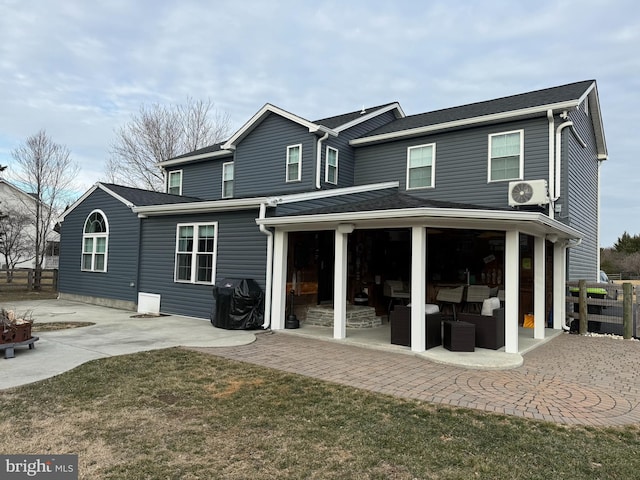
(508, 180), (550, 207)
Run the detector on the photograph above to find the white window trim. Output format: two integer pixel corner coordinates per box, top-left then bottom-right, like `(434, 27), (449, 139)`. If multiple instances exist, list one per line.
(286, 144), (302, 183)
(81, 209), (109, 273)
(325, 146), (338, 185)
(167, 170), (183, 195)
(174, 222), (218, 285)
(487, 129), (524, 183)
(222, 161), (234, 198)
(406, 143), (436, 190)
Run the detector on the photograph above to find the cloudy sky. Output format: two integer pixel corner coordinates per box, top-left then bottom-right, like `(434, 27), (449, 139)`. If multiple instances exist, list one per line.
(0, 0), (638, 247)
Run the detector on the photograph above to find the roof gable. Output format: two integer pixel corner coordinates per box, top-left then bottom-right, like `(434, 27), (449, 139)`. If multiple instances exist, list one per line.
(59, 182), (201, 222)
(222, 104), (337, 150)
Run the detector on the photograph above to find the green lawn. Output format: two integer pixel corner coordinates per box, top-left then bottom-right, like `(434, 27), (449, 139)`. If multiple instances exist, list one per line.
(0, 348), (638, 479)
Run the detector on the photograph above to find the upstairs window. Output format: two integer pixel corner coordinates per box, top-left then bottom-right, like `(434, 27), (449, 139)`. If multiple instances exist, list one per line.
(286, 144), (302, 182)
(406, 144), (435, 189)
(488, 130), (523, 182)
(175, 222), (218, 284)
(82, 210), (108, 272)
(168, 170), (182, 195)
(325, 147), (338, 185)
(222, 162), (234, 198)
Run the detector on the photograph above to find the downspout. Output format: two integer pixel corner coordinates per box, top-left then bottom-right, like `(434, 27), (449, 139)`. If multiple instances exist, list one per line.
(258, 202), (273, 329)
(547, 110), (555, 219)
(554, 118), (574, 203)
(315, 132), (330, 189)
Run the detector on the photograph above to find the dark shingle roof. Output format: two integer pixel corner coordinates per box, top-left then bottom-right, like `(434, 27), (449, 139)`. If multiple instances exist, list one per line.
(281, 192), (508, 217)
(313, 102), (400, 129)
(168, 142), (229, 161)
(101, 183), (202, 206)
(359, 80), (595, 138)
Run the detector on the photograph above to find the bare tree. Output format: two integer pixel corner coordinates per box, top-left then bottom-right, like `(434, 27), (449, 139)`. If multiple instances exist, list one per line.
(106, 98), (232, 191)
(0, 207), (33, 282)
(10, 130), (79, 289)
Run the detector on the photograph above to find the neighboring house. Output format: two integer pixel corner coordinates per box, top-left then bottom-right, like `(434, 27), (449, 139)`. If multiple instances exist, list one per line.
(58, 80), (607, 354)
(0, 179), (60, 270)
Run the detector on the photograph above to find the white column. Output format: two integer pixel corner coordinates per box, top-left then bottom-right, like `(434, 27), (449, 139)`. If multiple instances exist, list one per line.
(504, 230), (520, 353)
(271, 230), (288, 330)
(333, 228), (349, 339)
(553, 242), (567, 330)
(534, 236), (546, 340)
(411, 226), (427, 352)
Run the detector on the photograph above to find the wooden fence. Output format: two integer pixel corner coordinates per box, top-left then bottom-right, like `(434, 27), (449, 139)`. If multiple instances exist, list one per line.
(0, 269), (58, 291)
(566, 280), (637, 338)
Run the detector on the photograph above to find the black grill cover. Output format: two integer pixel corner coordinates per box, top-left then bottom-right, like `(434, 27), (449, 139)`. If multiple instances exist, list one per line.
(211, 278), (264, 330)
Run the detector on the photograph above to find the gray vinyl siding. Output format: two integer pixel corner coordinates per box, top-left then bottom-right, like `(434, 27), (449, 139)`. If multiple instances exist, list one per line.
(138, 209), (267, 319)
(167, 155), (233, 200)
(58, 189), (140, 303)
(321, 110), (399, 189)
(564, 105), (600, 281)
(354, 117), (550, 208)
(233, 114), (317, 197)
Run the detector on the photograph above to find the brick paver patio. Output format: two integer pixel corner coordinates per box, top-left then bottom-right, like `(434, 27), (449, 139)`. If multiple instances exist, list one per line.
(195, 332), (640, 426)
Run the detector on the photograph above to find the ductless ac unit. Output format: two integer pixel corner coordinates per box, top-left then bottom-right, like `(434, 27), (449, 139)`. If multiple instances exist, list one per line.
(508, 180), (550, 207)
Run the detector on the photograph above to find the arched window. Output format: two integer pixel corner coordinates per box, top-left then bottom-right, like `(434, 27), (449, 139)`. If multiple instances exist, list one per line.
(82, 210), (109, 272)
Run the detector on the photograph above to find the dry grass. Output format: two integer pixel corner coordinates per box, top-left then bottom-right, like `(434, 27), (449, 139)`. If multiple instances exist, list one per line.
(0, 348), (639, 479)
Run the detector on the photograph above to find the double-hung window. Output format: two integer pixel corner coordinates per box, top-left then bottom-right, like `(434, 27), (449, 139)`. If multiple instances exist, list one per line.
(168, 170), (182, 195)
(175, 222), (218, 284)
(82, 210), (108, 272)
(325, 147), (338, 185)
(406, 144), (435, 189)
(286, 144), (302, 182)
(488, 130), (523, 182)
(222, 162), (234, 198)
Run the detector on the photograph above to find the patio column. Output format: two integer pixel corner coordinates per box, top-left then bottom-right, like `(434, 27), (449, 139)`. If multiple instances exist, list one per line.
(553, 241), (567, 330)
(410, 226), (427, 352)
(333, 225), (352, 339)
(504, 230), (519, 353)
(534, 236), (546, 339)
(271, 229), (288, 330)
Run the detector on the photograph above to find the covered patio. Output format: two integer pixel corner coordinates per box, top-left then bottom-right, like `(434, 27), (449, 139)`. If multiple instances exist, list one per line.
(277, 321), (563, 369)
(258, 191), (582, 356)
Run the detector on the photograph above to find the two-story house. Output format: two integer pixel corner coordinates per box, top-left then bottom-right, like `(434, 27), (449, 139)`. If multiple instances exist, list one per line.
(0, 179), (60, 270)
(58, 80), (607, 355)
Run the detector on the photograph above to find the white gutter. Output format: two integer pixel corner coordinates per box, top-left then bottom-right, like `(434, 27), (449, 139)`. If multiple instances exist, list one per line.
(258, 202), (274, 329)
(547, 110), (555, 219)
(350, 99), (582, 146)
(257, 206), (582, 240)
(158, 149), (233, 167)
(315, 131), (330, 189)
(133, 197), (269, 217)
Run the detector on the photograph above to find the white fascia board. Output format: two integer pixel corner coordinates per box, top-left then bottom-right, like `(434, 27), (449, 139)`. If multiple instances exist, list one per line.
(133, 197), (269, 217)
(273, 181), (399, 205)
(586, 85), (608, 158)
(333, 103), (406, 133)
(58, 184), (100, 222)
(223, 103), (337, 150)
(158, 149), (233, 167)
(349, 100), (582, 146)
(257, 207), (582, 240)
(58, 182), (137, 222)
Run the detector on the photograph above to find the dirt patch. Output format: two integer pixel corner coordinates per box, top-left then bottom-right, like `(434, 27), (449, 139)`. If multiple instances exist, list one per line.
(32, 321), (95, 332)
